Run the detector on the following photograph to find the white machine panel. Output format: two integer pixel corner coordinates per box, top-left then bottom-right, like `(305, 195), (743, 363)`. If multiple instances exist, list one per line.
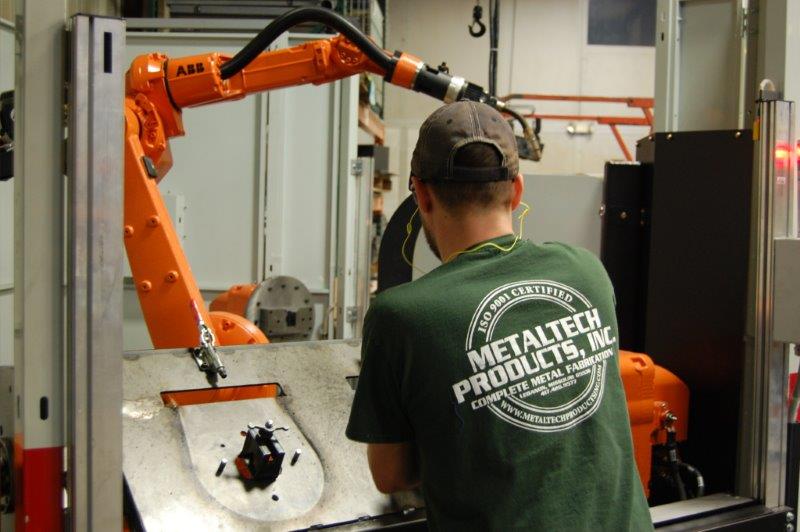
(655, 0), (756, 132)
(774, 238), (800, 343)
(523, 173), (603, 255)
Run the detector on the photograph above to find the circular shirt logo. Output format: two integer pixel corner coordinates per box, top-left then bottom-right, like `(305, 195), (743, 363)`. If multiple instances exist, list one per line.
(451, 280), (616, 432)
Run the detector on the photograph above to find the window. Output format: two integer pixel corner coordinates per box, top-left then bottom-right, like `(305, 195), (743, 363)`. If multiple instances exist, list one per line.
(588, 0), (657, 46)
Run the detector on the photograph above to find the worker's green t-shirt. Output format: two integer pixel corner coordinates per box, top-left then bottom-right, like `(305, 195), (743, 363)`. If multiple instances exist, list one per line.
(346, 235), (653, 531)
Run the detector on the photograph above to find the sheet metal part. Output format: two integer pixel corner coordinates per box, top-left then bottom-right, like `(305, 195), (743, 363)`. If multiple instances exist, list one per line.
(123, 340), (424, 530)
(649, 493), (754, 527)
(180, 398), (322, 521)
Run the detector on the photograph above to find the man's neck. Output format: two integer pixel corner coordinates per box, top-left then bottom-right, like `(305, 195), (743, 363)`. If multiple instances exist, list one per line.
(436, 210), (514, 262)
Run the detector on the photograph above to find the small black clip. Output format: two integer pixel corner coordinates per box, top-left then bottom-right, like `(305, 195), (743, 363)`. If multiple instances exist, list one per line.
(469, 4), (486, 37)
(141, 156), (158, 178)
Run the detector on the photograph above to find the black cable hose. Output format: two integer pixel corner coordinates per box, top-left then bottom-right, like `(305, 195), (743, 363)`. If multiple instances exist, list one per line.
(671, 459), (687, 500)
(504, 105), (543, 161)
(488, 0), (499, 96)
(679, 462), (705, 498)
(219, 7), (393, 80)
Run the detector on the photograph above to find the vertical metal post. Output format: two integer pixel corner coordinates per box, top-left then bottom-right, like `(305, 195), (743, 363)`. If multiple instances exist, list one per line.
(654, 0), (679, 132)
(333, 76), (360, 339)
(67, 14), (124, 531)
(327, 79), (343, 341)
(264, 36), (290, 282)
(13, 0), (67, 529)
(739, 89), (796, 506)
(353, 153), (374, 338)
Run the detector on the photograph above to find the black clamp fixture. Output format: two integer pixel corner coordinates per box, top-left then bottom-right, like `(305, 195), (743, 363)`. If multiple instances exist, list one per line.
(468, 1), (486, 37)
(234, 419), (288, 484)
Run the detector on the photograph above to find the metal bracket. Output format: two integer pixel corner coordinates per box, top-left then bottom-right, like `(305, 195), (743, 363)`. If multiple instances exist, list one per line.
(740, 7), (748, 38)
(141, 155), (158, 178)
(189, 301), (227, 379)
(742, 6), (758, 37)
(758, 79), (780, 102)
(351, 159), (363, 177)
(190, 345), (228, 379)
(345, 306), (359, 324)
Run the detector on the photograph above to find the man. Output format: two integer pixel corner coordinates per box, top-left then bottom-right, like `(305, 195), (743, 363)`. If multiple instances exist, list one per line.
(346, 101), (653, 531)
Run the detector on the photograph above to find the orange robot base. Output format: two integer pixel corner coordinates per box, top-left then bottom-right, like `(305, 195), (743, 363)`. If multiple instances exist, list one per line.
(619, 351), (689, 497)
(209, 284), (259, 317)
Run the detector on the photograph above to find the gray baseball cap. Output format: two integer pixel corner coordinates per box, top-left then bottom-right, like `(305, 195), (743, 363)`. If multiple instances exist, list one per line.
(410, 100), (519, 183)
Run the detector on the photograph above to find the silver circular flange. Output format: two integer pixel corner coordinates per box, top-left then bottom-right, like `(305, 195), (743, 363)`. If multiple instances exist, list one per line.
(245, 276), (315, 342)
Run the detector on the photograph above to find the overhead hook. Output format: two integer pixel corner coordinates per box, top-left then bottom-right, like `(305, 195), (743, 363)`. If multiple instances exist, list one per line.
(469, 4), (486, 37)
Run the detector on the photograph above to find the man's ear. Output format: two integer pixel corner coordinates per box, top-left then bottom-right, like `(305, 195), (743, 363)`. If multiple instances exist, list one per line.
(412, 176), (435, 214)
(510, 173), (524, 210)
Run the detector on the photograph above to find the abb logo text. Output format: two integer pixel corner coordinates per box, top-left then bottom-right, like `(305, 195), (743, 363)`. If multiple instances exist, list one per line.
(175, 63), (205, 76)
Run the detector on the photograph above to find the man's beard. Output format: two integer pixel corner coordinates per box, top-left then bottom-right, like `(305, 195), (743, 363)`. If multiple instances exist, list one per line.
(421, 219), (441, 260)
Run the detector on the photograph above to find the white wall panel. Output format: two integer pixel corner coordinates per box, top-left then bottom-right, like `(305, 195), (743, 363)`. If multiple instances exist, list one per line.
(677, 0), (741, 131)
(274, 82), (336, 291)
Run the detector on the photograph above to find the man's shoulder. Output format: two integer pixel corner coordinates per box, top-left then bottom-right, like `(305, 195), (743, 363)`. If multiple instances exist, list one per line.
(369, 279), (430, 317)
(531, 240), (607, 274)
(522, 241), (613, 304)
(365, 274), (450, 333)
(536, 240), (600, 262)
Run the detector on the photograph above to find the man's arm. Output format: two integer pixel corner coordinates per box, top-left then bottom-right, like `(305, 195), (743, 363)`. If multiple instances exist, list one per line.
(346, 299), (419, 492)
(366, 442), (421, 494)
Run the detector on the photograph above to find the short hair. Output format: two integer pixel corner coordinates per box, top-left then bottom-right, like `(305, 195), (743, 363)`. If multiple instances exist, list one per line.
(426, 143), (514, 213)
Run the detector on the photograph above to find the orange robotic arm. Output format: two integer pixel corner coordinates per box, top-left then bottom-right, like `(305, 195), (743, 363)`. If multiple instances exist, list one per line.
(123, 8), (502, 378)
(125, 32), (468, 178)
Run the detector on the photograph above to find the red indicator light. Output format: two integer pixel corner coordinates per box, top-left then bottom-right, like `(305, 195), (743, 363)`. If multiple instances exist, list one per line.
(775, 141), (791, 173)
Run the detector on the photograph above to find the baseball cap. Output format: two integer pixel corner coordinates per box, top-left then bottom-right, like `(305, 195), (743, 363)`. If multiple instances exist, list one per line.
(410, 100), (519, 183)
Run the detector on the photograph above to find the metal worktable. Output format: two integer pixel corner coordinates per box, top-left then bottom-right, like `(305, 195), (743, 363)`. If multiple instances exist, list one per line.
(123, 340), (424, 531)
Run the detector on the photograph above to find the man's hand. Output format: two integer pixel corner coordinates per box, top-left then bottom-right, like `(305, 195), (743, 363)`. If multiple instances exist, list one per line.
(366, 442), (421, 494)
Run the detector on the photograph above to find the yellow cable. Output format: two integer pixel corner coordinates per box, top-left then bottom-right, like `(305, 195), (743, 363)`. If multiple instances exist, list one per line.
(400, 201), (532, 274)
(401, 207), (429, 276)
(443, 201), (531, 263)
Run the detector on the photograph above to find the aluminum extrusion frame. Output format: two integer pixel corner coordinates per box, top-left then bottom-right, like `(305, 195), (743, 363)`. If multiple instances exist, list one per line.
(739, 96), (797, 506)
(13, 2), (67, 529)
(67, 14), (125, 531)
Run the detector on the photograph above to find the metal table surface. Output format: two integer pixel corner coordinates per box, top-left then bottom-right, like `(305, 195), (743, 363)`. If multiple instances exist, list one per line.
(123, 340), (424, 531)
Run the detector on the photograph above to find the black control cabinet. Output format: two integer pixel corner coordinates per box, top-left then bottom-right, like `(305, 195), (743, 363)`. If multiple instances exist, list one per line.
(601, 131), (753, 495)
(600, 161), (652, 352)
